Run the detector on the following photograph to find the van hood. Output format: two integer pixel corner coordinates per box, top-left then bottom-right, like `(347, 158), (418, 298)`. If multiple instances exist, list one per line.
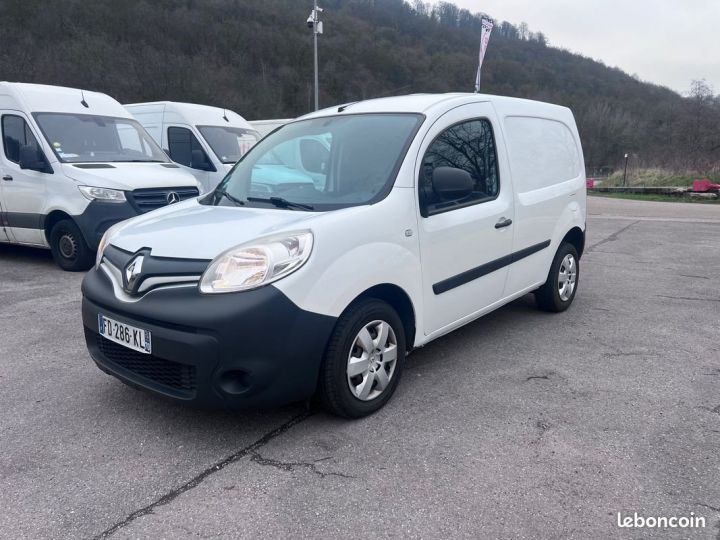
(62, 162), (199, 191)
(108, 198), (348, 259)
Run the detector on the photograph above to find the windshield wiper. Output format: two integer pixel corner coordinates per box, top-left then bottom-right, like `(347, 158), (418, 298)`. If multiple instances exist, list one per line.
(214, 188), (246, 207)
(247, 196), (314, 210)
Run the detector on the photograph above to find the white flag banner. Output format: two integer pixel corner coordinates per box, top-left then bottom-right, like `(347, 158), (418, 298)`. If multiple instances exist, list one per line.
(474, 17), (494, 92)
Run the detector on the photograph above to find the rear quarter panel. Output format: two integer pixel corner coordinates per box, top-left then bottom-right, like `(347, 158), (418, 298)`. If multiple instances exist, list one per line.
(491, 101), (586, 294)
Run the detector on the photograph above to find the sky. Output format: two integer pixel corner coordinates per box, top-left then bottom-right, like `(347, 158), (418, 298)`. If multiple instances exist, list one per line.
(431, 0), (720, 95)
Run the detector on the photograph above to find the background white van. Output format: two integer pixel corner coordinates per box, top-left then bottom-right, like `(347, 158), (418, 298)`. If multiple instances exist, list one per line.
(0, 82), (200, 271)
(126, 102), (260, 193)
(249, 118), (293, 137)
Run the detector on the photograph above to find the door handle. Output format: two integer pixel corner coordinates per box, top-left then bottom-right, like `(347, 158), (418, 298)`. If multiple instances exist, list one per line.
(495, 217), (512, 229)
(2, 175), (12, 181)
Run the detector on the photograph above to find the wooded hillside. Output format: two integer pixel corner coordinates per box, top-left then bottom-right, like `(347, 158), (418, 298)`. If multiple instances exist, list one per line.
(0, 0), (718, 172)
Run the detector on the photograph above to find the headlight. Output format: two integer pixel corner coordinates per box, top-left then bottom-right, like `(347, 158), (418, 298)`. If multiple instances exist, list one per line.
(95, 222), (125, 268)
(200, 231), (313, 294)
(78, 186), (126, 202)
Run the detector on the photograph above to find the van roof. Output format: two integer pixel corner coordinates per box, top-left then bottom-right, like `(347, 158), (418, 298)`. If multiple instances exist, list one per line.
(301, 93), (574, 122)
(0, 82), (131, 118)
(125, 101), (254, 131)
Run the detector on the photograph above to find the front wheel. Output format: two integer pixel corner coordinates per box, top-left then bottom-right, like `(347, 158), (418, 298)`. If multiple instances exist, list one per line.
(49, 219), (94, 272)
(317, 299), (406, 418)
(535, 242), (579, 312)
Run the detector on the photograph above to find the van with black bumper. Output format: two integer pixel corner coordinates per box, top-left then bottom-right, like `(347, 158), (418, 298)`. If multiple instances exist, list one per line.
(0, 82), (200, 270)
(82, 93), (587, 417)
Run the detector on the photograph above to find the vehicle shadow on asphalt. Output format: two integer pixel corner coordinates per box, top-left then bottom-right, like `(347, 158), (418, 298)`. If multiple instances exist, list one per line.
(0, 243), (56, 266)
(404, 293), (542, 372)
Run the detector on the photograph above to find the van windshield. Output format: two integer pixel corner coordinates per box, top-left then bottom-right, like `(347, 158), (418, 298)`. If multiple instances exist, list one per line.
(203, 113), (423, 211)
(33, 112), (169, 163)
(197, 126), (260, 164)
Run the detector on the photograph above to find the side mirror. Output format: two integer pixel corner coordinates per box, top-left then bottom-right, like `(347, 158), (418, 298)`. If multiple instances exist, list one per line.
(19, 144), (49, 172)
(191, 149), (213, 171)
(432, 166), (473, 201)
(300, 139), (329, 174)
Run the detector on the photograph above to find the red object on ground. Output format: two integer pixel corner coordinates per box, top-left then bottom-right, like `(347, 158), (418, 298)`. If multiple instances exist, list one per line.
(586, 178), (595, 189)
(692, 179), (720, 192)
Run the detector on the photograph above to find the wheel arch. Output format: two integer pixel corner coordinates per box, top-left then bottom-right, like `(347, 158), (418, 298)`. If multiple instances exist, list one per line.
(43, 210), (74, 243)
(349, 283), (416, 352)
(561, 226), (585, 258)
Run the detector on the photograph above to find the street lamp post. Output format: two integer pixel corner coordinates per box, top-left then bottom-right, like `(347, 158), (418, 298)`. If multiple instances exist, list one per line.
(622, 153), (629, 186)
(307, 2), (323, 111)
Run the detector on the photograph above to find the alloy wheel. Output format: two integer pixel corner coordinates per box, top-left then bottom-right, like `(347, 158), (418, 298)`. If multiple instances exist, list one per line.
(346, 319), (398, 401)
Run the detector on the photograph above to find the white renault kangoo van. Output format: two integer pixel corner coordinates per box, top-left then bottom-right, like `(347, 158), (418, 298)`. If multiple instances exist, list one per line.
(83, 94), (586, 417)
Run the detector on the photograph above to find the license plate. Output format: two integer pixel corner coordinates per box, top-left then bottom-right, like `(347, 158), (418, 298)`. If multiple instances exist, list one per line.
(98, 313), (152, 354)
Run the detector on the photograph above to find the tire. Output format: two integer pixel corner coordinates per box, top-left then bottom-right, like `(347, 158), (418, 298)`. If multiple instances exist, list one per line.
(317, 299), (406, 418)
(49, 219), (94, 272)
(535, 242), (580, 312)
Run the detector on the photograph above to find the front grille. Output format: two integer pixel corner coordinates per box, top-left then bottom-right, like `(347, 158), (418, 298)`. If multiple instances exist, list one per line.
(128, 186), (200, 213)
(96, 335), (196, 394)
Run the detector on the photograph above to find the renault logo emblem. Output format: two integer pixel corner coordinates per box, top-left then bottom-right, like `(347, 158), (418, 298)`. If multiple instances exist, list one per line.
(124, 255), (144, 293)
(167, 192), (180, 204)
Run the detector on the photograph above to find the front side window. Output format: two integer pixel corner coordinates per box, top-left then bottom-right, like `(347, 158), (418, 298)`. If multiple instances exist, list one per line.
(419, 119), (499, 216)
(2, 115), (43, 164)
(33, 113), (168, 163)
(197, 126), (260, 164)
(168, 126), (214, 171)
(204, 113), (423, 212)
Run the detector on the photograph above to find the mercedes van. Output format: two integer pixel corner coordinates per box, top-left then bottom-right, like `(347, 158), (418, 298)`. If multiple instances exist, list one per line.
(126, 102), (260, 193)
(82, 94), (587, 418)
(0, 83), (201, 271)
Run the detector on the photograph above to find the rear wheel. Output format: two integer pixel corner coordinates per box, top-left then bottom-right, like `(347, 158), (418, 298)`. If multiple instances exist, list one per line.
(535, 242), (579, 312)
(317, 299), (405, 418)
(49, 219), (94, 272)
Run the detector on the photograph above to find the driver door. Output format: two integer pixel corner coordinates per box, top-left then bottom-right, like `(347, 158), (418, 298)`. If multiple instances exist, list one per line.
(416, 102), (515, 335)
(0, 112), (50, 245)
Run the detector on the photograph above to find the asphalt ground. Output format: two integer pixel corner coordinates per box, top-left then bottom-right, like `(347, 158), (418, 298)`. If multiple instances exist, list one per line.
(1, 196), (719, 539)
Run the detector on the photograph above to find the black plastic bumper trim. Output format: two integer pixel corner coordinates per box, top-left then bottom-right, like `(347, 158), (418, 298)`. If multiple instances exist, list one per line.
(2, 212), (44, 229)
(81, 267), (337, 408)
(433, 239), (551, 295)
(74, 200), (140, 250)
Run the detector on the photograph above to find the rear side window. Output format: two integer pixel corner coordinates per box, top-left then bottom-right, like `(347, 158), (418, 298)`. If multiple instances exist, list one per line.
(504, 116), (581, 192)
(419, 119), (499, 216)
(2, 115), (42, 164)
(167, 126), (211, 170)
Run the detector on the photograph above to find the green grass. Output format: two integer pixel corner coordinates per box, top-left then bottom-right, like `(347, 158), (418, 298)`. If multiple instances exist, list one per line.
(589, 192), (720, 204)
(596, 169), (719, 188)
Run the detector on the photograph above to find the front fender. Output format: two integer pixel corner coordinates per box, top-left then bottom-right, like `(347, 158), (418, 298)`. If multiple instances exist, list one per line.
(276, 240), (422, 321)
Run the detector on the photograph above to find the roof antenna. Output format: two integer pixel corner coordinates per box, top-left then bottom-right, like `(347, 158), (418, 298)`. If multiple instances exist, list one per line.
(80, 90), (89, 108)
(222, 109), (229, 122)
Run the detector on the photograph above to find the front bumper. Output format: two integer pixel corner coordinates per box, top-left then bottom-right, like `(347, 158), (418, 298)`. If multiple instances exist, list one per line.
(81, 266), (336, 408)
(75, 200), (138, 250)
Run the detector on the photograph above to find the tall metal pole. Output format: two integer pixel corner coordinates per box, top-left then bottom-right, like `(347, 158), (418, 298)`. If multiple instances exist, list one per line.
(313, 0), (319, 111)
(622, 153), (629, 186)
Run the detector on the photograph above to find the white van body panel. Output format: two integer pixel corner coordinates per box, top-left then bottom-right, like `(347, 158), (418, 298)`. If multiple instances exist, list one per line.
(0, 82), (199, 254)
(494, 101), (586, 295)
(102, 93), (586, 349)
(249, 119), (293, 138)
(126, 102), (259, 193)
